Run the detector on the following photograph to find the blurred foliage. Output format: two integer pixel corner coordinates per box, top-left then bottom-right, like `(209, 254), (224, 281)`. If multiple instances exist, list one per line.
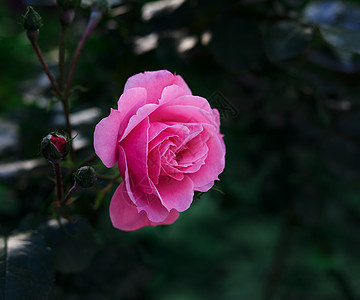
(2, 0), (360, 299)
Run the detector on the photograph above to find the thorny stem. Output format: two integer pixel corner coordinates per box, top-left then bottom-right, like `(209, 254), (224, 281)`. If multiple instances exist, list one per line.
(28, 34), (62, 96)
(53, 163), (64, 203)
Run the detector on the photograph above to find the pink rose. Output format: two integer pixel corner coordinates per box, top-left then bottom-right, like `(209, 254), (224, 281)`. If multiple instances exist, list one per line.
(94, 70), (225, 231)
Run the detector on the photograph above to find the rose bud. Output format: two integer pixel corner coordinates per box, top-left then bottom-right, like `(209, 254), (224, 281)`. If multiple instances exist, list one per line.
(74, 166), (97, 188)
(57, 0), (81, 26)
(41, 133), (68, 164)
(92, 0), (109, 13)
(23, 6), (42, 31)
(23, 6), (42, 41)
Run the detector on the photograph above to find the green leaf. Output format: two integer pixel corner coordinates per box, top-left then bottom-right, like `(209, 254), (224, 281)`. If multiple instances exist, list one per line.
(0, 231), (54, 300)
(264, 21), (313, 61)
(38, 218), (98, 273)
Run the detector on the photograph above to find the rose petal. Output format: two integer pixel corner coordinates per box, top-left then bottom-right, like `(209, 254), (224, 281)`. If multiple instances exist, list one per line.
(212, 108), (221, 130)
(194, 181), (215, 193)
(188, 124), (225, 190)
(110, 182), (152, 231)
(117, 87), (146, 112)
(159, 84), (190, 105)
(136, 192), (170, 222)
(110, 183), (179, 231)
(94, 108), (122, 168)
(148, 147), (161, 184)
(162, 163), (184, 181)
(161, 95), (214, 116)
(119, 142), (170, 223)
(120, 104), (158, 142)
(157, 209), (180, 225)
(150, 104), (217, 127)
(121, 117), (153, 194)
(124, 70), (191, 103)
(156, 176), (194, 212)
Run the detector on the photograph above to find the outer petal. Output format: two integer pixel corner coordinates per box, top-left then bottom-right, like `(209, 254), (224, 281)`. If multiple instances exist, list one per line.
(124, 70), (192, 103)
(156, 176), (194, 212)
(120, 104), (158, 142)
(110, 183), (179, 231)
(136, 192), (170, 222)
(118, 142), (170, 223)
(94, 108), (122, 168)
(121, 117), (153, 194)
(117, 87), (147, 139)
(110, 183), (152, 231)
(159, 84), (190, 105)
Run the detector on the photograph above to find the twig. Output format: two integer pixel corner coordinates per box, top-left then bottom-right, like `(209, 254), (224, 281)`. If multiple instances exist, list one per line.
(65, 10), (102, 100)
(28, 34), (61, 96)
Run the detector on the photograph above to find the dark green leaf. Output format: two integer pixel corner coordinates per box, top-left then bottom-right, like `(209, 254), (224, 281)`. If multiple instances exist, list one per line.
(264, 21), (312, 61)
(0, 231), (54, 300)
(38, 218), (98, 273)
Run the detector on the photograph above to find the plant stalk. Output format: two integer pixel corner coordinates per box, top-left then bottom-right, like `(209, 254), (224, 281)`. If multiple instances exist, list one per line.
(53, 163), (64, 203)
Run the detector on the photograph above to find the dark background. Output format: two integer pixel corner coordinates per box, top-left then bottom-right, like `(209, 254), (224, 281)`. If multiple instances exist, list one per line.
(1, 0), (360, 299)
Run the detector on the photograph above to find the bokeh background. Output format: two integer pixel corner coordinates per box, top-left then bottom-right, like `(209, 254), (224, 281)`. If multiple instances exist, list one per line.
(2, 0), (360, 299)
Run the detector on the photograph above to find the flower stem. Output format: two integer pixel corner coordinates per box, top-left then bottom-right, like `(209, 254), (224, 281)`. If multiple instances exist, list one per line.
(28, 31), (75, 162)
(53, 163), (64, 203)
(65, 10), (102, 100)
(61, 11), (102, 163)
(28, 34), (61, 96)
(62, 98), (75, 162)
(58, 27), (75, 162)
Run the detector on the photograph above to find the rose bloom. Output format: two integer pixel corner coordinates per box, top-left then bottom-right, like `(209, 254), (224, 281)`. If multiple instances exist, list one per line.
(94, 70), (225, 231)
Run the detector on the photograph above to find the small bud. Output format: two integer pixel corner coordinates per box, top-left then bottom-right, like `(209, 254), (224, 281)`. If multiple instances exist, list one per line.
(41, 133), (69, 164)
(57, 0), (81, 9)
(59, 9), (75, 27)
(23, 6), (42, 31)
(74, 166), (97, 188)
